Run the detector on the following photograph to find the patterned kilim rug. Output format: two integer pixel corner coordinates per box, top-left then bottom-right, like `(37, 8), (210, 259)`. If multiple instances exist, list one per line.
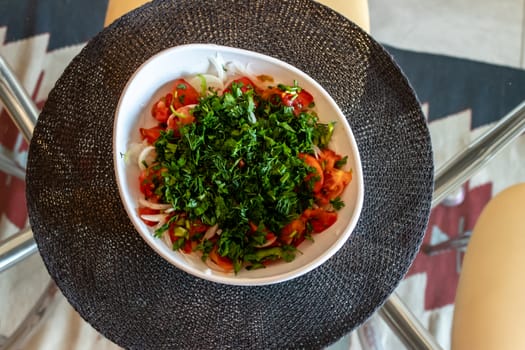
(1, 1), (524, 349)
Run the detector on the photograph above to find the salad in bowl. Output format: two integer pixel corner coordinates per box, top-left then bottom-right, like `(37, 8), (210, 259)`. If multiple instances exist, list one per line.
(114, 44), (363, 285)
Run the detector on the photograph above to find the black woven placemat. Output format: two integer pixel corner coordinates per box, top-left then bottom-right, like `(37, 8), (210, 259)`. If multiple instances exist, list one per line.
(26, 0), (433, 349)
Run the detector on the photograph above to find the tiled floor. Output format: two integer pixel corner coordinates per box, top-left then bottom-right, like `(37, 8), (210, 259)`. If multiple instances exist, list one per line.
(1, 0), (524, 349)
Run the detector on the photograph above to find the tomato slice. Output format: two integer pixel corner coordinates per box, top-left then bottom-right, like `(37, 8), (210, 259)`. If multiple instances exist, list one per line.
(137, 207), (160, 226)
(189, 219), (209, 235)
(281, 89), (314, 114)
(170, 79), (200, 109)
(318, 149), (343, 171)
(281, 218), (306, 246)
(138, 167), (162, 200)
(209, 246), (234, 272)
(261, 86), (313, 115)
(167, 104), (196, 136)
(169, 236), (193, 254)
(299, 153), (324, 193)
(248, 221), (259, 233)
(182, 239), (193, 254)
(151, 99), (170, 123)
(264, 232), (277, 245)
(302, 208), (337, 233)
(249, 221), (278, 247)
(223, 76), (257, 94)
(319, 168), (352, 203)
(139, 125), (163, 144)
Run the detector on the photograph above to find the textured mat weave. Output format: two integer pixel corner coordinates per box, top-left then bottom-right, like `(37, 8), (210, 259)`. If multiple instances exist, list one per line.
(26, 0), (433, 348)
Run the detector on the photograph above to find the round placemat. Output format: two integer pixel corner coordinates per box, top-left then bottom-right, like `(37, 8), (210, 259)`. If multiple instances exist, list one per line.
(26, 0), (433, 349)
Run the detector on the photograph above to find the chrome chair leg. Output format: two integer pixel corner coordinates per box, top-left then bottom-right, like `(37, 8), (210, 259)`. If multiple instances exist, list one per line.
(0, 227), (38, 273)
(0, 55), (56, 350)
(0, 55), (39, 268)
(0, 55), (38, 142)
(379, 294), (444, 350)
(0, 152), (25, 180)
(432, 101), (525, 207)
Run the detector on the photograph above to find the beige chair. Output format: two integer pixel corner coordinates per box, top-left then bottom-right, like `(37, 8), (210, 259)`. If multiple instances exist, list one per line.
(103, 0), (370, 31)
(452, 183), (525, 350)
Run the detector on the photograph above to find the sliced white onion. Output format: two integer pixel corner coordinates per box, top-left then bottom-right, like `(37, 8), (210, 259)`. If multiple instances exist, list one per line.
(154, 220), (168, 232)
(205, 258), (232, 273)
(202, 224), (219, 241)
(124, 142), (147, 165)
(245, 62), (275, 89)
(138, 145), (157, 170)
(187, 74), (224, 95)
(140, 213), (169, 223)
(312, 144), (322, 159)
(224, 61), (263, 89)
(209, 53), (226, 83)
(162, 230), (173, 247)
(227, 61), (250, 78)
(255, 235), (277, 248)
(138, 198), (172, 211)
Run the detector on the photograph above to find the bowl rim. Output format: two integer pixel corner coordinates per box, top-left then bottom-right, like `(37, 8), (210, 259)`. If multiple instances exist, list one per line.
(113, 43), (364, 286)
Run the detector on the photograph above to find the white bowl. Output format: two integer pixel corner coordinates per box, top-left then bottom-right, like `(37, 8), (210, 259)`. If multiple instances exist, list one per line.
(113, 44), (364, 286)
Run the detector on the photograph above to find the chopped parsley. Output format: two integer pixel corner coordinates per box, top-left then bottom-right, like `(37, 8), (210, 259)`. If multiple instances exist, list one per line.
(151, 83), (334, 271)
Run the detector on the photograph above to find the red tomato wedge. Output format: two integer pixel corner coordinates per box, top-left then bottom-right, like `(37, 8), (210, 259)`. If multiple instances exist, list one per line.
(170, 79), (200, 109)
(138, 167), (162, 200)
(261, 86), (314, 115)
(189, 219), (209, 235)
(319, 168), (353, 203)
(281, 89), (314, 115)
(151, 99), (170, 123)
(167, 104), (196, 136)
(249, 221), (278, 247)
(137, 207), (160, 226)
(299, 153), (324, 193)
(302, 208), (338, 233)
(169, 237), (193, 254)
(223, 76), (257, 94)
(140, 125), (163, 144)
(281, 218), (306, 246)
(318, 148), (342, 171)
(209, 247), (234, 272)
